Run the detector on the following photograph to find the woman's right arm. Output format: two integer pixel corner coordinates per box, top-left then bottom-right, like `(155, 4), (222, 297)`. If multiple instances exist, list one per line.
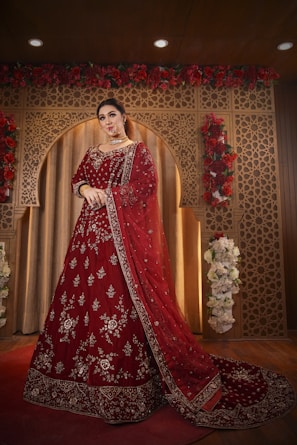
(71, 149), (106, 208)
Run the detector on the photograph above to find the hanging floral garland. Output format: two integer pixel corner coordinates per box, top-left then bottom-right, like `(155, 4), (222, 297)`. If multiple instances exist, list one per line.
(0, 63), (279, 90)
(200, 113), (237, 207)
(0, 243), (11, 328)
(204, 232), (241, 334)
(0, 112), (17, 203)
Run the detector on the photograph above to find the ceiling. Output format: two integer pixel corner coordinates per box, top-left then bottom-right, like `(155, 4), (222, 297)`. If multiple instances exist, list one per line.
(2, 0), (297, 83)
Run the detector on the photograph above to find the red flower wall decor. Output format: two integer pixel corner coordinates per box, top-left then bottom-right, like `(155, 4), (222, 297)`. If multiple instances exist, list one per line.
(0, 63), (279, 90)
(0, 112), (17, 203)
(200, 113), (237, 207)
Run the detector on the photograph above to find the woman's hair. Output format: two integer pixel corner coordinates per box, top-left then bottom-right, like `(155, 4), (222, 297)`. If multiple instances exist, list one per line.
(96, 97), (133, 137)
(96, 97), (125, 117)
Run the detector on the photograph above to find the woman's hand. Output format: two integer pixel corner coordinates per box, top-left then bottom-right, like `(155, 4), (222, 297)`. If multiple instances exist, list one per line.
(82, 186), (107, 209)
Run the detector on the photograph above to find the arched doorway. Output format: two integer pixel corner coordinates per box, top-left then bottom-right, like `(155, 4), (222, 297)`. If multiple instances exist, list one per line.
(15, 118), (202, 334)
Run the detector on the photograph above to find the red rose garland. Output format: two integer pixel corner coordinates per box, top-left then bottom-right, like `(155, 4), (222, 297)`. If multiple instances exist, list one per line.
(200, 113), (237, 207)
(0, 112), (17, 203)
(0, 63), (279, 90)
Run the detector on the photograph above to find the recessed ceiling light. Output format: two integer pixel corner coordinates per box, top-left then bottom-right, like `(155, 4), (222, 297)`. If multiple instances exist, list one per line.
(28, 38), (44, 48)
(277, 42), (293, 51)
(153, 39), (168, 48)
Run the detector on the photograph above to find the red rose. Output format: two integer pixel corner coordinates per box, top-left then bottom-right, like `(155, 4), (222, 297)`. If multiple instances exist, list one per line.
(204, 157), (213, 168)
(203, 191), (212, 204)
(0, 187), (7, 202)
(215, 173), (226, 186)
(206, 138), (218, 149)
(0, 117), (6, 128)
(214, 141), (226, 155)
(70, 66), (81, 78)
(0, 146), (6, 161)
(102, 80), (111, 89)
(136, 69), (147, 81)
(189, 68), (202, 86)
(5, 136), (16, 148)
(200, 122), (209, 134)
(7, 121), (16, 132)
(222, 183), (232, 196)
(4, 152), (15, 163)
(211, 160), (226, 174)
(211, 197), (220, 207)
(202, 172), (212, 186)
(110, 68), (120, 80)
(161, 70), (169, 79)
(204, 66), (214, 78)
(4, 168), (14, 181)
(225, 175), (234, 184)
(222, 153), (233, 168)
(168, 77), (177, 86)
(208, 124), (222, 138)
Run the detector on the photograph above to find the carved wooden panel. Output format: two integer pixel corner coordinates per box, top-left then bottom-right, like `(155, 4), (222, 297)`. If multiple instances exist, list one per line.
(235, 112), (285, 337)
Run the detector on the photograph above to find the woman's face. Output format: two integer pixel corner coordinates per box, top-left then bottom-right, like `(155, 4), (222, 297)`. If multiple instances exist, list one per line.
(97, 105), (126, 139)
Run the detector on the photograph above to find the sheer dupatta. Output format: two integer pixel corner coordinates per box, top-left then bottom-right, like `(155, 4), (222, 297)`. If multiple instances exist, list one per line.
(105, 142), (222, 414)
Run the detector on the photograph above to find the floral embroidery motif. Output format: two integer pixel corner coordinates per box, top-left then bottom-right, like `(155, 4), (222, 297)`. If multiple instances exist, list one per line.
(55, 361), (65, 374)
(84, 312), (89, 326)
(100, 359), (110, 370)
(73, 274), (80, 287)
(109, 253), (118, 265)
(78, 293), (86, 306)
(230, 368), (260, 383)
(87, 274), (95, 286)
(96, 266), (106, 279)
(69, 257), (77, 269)
(123, 341), (133, 356)
(132, 335), (155, 381)
(84, 256), (90, 269)
(92, 298), (100, 311)
(99, 295), (129, 345)
(49, 309), (55, 321)
(80, 243), (87, 254)
(106, 284), (116, 298)
(32, 336), (55, 373)
(58, 294), (79, 343)
(93, 349), (118, 382)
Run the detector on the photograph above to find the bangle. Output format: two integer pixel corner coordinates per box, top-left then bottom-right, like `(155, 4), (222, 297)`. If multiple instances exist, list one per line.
(78, 183), (91, 197)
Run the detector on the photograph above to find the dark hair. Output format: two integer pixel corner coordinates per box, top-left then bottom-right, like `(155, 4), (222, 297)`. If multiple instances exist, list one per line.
(96, 97), (126, 117)
(96, 97), (132, 137)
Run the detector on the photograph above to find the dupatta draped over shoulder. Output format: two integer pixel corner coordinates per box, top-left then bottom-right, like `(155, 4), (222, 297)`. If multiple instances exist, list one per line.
(103, 142), (222, 412)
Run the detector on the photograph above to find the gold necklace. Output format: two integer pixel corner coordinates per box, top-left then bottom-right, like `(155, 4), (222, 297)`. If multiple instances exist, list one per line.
(109, 136), (128, 145)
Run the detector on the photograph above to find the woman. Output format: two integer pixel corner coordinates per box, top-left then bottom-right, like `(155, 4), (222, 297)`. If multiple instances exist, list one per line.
(24, 98), (295, 428)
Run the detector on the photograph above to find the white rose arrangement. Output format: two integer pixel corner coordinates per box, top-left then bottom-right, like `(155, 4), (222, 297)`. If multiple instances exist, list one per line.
(0, 243), (11, 328)
(204, 233), (241, 334)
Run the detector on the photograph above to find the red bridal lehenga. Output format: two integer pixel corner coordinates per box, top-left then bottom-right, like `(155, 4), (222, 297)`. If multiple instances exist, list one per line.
(24, 142), (295, 428)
